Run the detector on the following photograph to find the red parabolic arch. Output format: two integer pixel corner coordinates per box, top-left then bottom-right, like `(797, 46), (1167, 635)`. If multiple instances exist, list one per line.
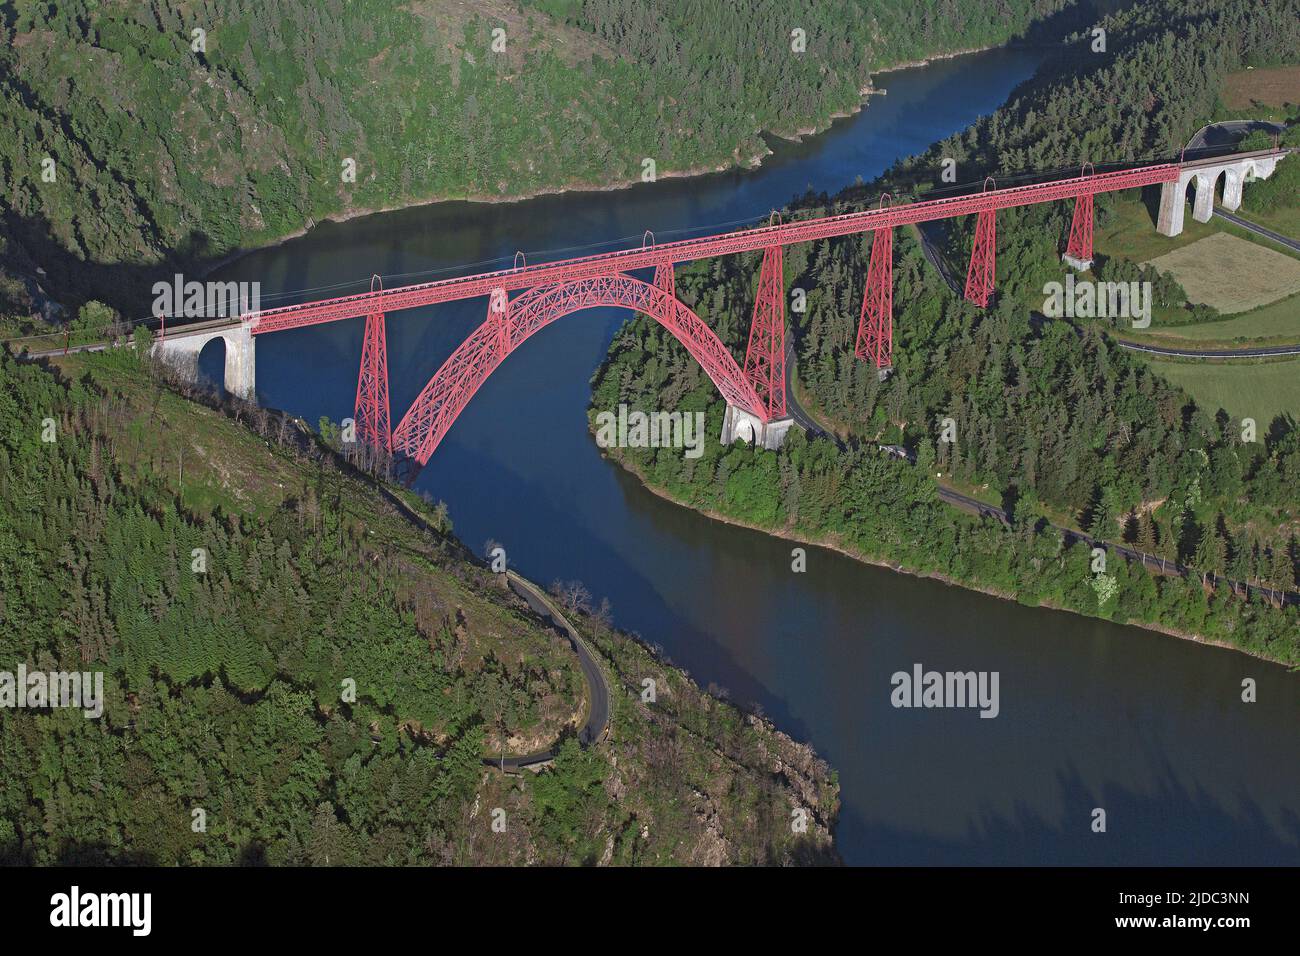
(390, 274), (767, 464)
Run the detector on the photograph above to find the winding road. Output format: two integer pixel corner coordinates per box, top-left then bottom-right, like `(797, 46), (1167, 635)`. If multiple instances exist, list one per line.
(1115, 338), (1300, 359)
(369, 469), (612, 772)
(1114, 201), (1300, 358)
(24, 331), (613, 775)
(489, 570), (611, 771)
(915, 221), (964, 297)
(1188, 120), (1285, 151)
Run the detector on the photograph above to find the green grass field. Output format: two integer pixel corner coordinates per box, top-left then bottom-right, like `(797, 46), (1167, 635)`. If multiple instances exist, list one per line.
(1094, 195), (1218, 263)
(1220, 65), (1300, 111)
(1145, 357), (1300, 426)
(1093, 196), (1300, 330)
(1132, 292), (1300, 345)
(1231, 199), (1300, 240)
(1096, 195), (1300, 267)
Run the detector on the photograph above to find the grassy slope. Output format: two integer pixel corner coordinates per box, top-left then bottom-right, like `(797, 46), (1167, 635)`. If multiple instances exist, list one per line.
(1142, 358), (1300, 426)
(1231, 194), (1300, 239)
(1141, 233), (1300, 314)
(1097, 199), (1300, 426)
(1096, 193), (1300, 319)
(1094, 196), (1224, 263)
(69, 355), (587, 755)
(1220, 65), (1300, 112)
(1131, 292), (1300, 346)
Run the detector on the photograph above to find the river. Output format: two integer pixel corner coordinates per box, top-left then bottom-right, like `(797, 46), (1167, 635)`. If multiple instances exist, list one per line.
(209, 46), (1300, 865)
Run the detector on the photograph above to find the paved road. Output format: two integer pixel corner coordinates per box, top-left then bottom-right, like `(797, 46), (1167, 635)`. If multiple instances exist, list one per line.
(1114, 201), (1300, 359)
(784, 342), (826, 434)
(488, 570), (611, 771)
(1116, 338), (1300, 359)
(915, 221), (963, 296)
(1212, 205), (1300, 254)
(946, 487), (1299, 608)
(1188, 120), (1285, 152)
(374, 481), (611, 772)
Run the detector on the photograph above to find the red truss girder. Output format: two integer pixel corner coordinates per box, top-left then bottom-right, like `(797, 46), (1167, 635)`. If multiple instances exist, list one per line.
(855, 228), (893, 368)
(354, 276), (390, 451)
(389, 275), (766, 464)
(743, 246), (786, 420)
(653, 260), (675, 299)
(964, 210), (997, 308)
(1066, 192), (1094, 263)
(355, 309), (391, 450)
(214, 152), (1280, 469)
(244, 162), (1189, 333)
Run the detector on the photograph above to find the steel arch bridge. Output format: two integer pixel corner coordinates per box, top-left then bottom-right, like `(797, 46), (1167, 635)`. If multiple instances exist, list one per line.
(216, 148), (1284, 465)
(388, 270), (764, 463)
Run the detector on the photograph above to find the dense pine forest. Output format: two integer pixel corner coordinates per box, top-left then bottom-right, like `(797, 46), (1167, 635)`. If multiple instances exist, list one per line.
(591, 0), (1300, 665)
(0, 346), (838, 864)
(0, 0), (1070, 312)
(889, 0), (1300, 178)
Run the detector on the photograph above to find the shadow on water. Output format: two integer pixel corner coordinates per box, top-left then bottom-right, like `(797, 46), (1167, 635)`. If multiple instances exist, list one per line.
(846, 753), (1300, 866)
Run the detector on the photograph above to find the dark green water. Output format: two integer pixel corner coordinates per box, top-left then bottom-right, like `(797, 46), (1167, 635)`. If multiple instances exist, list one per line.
(211, 47), (1300, 865)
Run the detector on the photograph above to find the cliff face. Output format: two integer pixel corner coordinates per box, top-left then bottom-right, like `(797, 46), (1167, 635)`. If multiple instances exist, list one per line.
(0, 346), (838, 865)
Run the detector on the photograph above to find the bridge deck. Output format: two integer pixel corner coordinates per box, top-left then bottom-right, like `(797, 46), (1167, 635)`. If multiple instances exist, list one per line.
(170, 148), (1289, 336)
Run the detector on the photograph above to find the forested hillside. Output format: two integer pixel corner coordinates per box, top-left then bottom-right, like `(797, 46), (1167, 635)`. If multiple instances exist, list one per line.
(889, 0), (1300, 180)
(593, 239), (1300, 665)
(0, 0), (1068, 310)
(0, 346), (838, 864)
(590, 0), (1300, 665)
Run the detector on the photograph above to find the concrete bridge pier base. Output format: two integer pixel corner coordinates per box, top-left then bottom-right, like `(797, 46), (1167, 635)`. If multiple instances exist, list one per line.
(1191, 172), (1215, 224)
(222, 323), (256, 401)
(720, 404), (795, 451)
(1156, 180), (1185, 237)
(1221, 169), (1244, 212)
(152, 322), (257, 402)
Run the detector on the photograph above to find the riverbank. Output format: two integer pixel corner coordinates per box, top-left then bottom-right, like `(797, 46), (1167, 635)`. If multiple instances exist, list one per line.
(195, 156), (743, 280)
(595, 438), (1296, 669)
(786, 376), (1300, 663)
(197, 42), (1016, 282)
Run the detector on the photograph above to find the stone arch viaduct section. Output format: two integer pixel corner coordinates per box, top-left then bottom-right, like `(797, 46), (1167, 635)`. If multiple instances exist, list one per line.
(1158, 152), (1284, 237)
(152, 322), (256, 401)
